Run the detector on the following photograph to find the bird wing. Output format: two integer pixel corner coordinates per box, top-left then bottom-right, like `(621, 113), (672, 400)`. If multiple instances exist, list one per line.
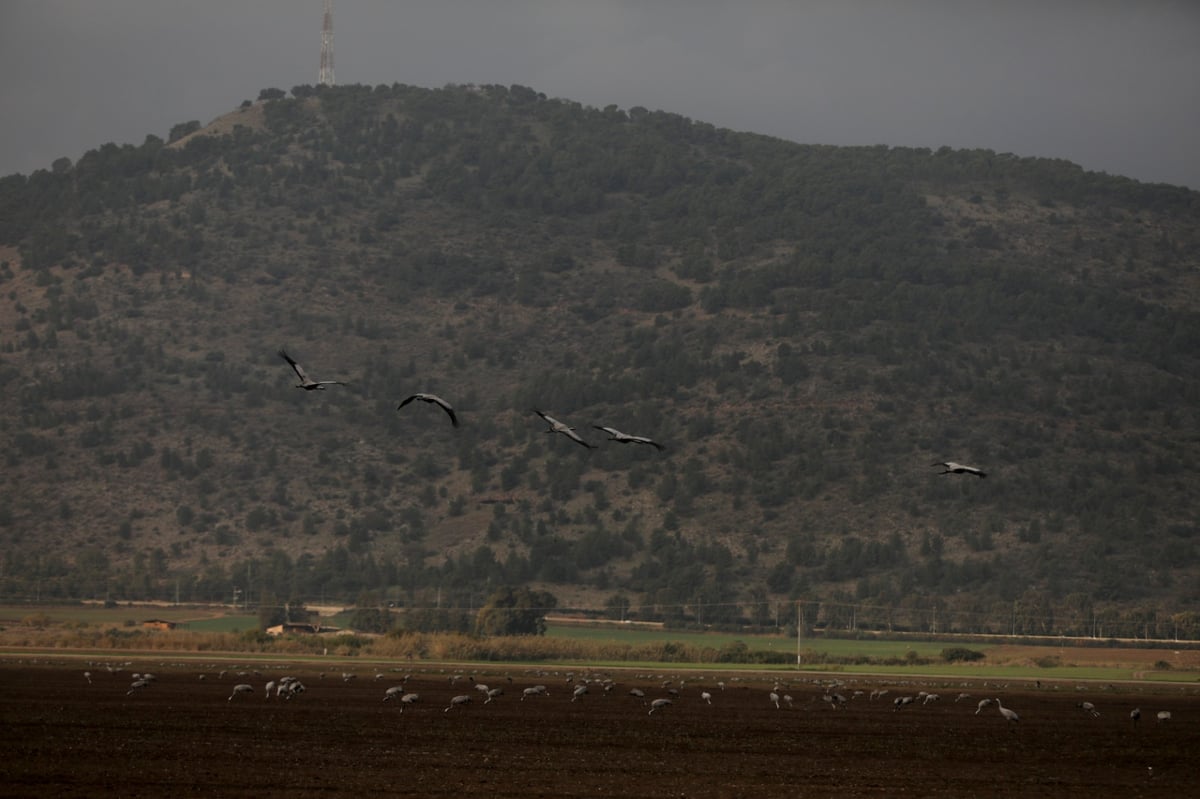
(536, 409), (571, 431)
(401, 394), (457, 426)
(561, 427), (596, 448)
(596, 425), (664, 450)
(933, 461), (982, 474)
(436, 400), (459, 427)
(942, 462), (986, 476)
(278, 349), (310, 382)
(537, 410), (591, 445)
(425, 395), (458, 426)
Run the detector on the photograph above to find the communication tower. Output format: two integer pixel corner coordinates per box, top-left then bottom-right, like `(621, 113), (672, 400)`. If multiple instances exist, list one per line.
(319, 0), (335, 86)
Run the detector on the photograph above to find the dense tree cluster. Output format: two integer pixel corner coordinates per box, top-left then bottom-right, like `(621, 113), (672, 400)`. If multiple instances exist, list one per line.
(0, 82), (1197, 635)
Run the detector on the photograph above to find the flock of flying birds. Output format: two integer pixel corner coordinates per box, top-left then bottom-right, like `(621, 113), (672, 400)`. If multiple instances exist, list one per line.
(279, 349), (988, 471)
(278, 348), (666, 451)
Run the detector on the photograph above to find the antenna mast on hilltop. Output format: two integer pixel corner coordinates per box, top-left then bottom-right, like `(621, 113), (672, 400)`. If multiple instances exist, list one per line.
(319, 0), (335, 86)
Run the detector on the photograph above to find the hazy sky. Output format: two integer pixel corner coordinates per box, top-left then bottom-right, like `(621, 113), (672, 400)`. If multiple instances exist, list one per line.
(2, 1), (1198, 189)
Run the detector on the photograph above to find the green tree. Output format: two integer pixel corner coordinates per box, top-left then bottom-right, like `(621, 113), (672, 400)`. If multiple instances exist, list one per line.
(604, 593), (632, 621)
(167, 120), (201, 143)
(257, 593), (285, 630)
(350, 605), (393, 633)
(474, 586), (557, 636)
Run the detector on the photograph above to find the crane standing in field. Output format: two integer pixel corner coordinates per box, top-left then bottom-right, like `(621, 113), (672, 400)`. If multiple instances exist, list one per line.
(649, 698), (672, 715)
(995, 698), (1019, 723)
(228, 684), (254, 701)
(445, 694), (472, 712)
(825, 692), (848, 709)
(278, 677), (305, 699)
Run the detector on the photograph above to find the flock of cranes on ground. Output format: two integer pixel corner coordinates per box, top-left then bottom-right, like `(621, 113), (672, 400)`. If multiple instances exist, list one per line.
(106, 662), (1184, 727)
(279, 349), (991, 470)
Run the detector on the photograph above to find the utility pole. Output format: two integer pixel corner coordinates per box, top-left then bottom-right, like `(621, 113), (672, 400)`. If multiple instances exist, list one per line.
(319, 0), (335, 86)
(796, 599), (803, 667)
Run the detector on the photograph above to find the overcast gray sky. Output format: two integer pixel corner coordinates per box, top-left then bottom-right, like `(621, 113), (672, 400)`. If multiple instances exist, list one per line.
(2, 1), (1197, 189)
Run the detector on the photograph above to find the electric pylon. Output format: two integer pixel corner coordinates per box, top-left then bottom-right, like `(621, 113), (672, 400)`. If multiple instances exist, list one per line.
(319, 0), (335, 86)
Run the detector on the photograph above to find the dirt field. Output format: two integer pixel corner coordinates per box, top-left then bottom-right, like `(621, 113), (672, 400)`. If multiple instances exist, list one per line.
(986, 644), (1200, 670)
(0, 657), (1196, 798)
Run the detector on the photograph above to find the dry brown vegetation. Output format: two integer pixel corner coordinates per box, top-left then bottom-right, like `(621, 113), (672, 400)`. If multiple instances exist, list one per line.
(0, 623), (741, 664)
(987, 644), (1200, 671)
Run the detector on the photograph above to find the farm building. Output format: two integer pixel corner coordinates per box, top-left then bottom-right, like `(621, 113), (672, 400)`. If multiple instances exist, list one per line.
(141, 619), (177, 631)
(266, 622), (339, 636)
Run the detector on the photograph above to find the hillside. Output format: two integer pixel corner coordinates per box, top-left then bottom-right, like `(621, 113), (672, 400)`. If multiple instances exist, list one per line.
(1, 82), (1198, 637)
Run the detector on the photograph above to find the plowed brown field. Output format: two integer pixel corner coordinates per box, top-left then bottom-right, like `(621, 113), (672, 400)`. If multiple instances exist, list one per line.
(0, 658), (1196, 797)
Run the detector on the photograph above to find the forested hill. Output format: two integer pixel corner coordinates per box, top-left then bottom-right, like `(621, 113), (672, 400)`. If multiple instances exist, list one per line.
(2, 82), (1198, 637)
